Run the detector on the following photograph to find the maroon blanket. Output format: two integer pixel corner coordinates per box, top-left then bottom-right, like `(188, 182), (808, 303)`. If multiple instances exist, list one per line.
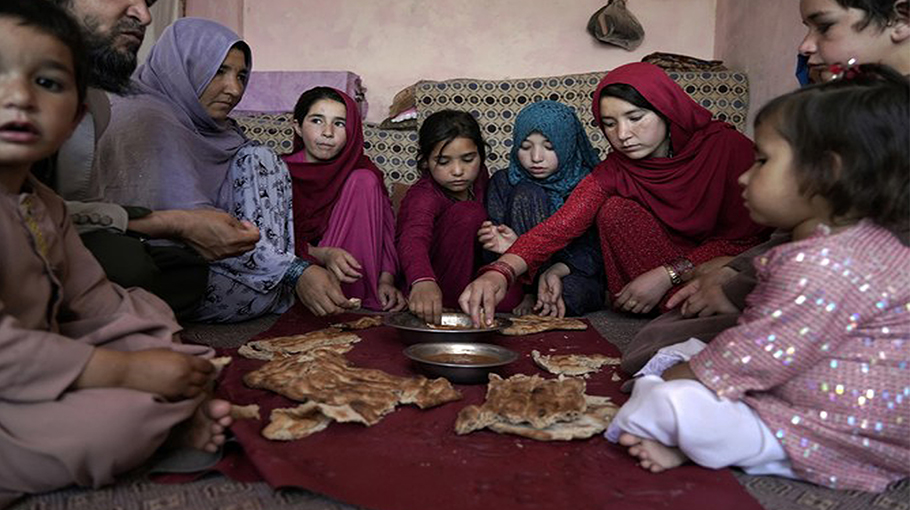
(199, 306), (764, 510)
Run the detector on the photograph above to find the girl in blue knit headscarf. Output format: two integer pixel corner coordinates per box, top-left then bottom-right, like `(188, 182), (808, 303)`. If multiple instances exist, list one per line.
(506, 100), (601, 212)
(479, 100), (605, 317)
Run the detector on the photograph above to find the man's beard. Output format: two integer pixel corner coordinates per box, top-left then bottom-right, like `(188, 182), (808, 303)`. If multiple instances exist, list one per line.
(80, 15), (145, 95)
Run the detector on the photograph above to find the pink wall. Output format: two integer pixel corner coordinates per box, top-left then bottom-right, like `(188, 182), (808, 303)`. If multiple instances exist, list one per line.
(185, 0), (242, 34)
(187, 0), (718, 123)
(714, 0), (807, 135)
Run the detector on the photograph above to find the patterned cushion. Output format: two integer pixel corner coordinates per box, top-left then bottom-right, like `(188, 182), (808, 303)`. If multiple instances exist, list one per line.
(235, 69), (749, 188)
(414, 70), (749, 170)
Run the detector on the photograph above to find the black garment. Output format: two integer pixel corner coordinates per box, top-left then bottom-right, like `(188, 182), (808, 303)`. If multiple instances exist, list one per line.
(486, 170), (605, 316)
(80, 231), (208, 320)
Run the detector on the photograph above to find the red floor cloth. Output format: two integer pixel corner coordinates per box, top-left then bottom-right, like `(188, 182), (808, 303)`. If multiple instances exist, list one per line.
(193, 305), (764, 510)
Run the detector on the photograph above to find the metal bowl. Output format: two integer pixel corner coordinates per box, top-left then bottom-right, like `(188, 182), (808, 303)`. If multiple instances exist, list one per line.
(383, 311), (512, 344)
(404, 342), (518, 384)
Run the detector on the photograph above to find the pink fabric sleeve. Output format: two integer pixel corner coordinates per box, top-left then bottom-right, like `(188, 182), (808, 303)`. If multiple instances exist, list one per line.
(689, 241), (866, 400)
(396, 179), (444, 286)
(507, 174), (607, 279)
(380, 194), (398, 275)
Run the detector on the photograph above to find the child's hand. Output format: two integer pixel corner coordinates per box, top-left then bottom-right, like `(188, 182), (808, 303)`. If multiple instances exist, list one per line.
(614, 266), (674, 314)
(535, 264), (569, 317)
(315, 247), (363, 283)
(295, 265), (349, 316)
(512, 294), (536, 316)
(122, 349), (215, 401)
(477, 221), (518, 254)
(378, 272), (407, 312)
(409, 280), (443, 324)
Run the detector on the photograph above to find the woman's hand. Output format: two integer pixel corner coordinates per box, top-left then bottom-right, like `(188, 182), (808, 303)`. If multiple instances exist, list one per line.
(378, 272), (407, 312)
(614, 265), (673, 314)
(512, 294), (536, 316)
(409, 280), (444, 325)
(477, 221), (518, 254)
(667, 266), (739, 317)
(534, 263), (569, 317)
(295, 265), (351, 316)
(309, 246), (363, 283)
(458, 272), (508, 327)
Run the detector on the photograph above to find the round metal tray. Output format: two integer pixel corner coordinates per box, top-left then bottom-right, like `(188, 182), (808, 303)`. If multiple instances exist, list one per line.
(383, 311), (512, 344)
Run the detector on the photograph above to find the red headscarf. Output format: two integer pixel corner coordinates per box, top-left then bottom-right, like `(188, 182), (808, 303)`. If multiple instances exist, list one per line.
(591, 62), (763, 242)
(283, 88), (387, 256)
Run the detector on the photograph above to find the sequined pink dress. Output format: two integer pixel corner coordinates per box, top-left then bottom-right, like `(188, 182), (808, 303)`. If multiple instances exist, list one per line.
(691, 220), (910, 491)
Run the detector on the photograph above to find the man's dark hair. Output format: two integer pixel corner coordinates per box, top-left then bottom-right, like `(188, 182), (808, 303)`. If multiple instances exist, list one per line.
(0, 0), (88, 104)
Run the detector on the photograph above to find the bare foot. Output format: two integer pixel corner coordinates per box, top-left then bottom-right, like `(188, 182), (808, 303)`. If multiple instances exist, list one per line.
(175, 399), (233, 453)
(619, 433), (688, 473)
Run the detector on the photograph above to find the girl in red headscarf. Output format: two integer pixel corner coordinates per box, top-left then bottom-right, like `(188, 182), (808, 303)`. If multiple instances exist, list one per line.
(460, 62), (769, 324)
(283, 87), (405, 315)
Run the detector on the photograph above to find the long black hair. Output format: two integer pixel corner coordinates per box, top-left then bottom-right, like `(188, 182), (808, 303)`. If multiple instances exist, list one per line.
(417, 110), (486, 171)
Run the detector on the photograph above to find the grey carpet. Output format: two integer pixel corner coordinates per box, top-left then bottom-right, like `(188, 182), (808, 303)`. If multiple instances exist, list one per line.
(10, 311), (908, 510)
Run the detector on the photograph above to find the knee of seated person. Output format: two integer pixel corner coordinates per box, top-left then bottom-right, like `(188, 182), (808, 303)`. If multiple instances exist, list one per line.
(596, 196), (649, 229)
(343, 168), (383, 193)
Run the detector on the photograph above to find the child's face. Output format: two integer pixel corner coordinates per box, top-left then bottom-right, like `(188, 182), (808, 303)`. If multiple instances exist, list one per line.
(738, 120), (824, 233)
(198, 47), (248, 123)
(427, 136), (481, 200)
(599, 96), (670, 160)
(0, 18), (82, 171)
(517, 132), (559, 179)
(799, 0), (905, 74)
(294, 98), (347, 162)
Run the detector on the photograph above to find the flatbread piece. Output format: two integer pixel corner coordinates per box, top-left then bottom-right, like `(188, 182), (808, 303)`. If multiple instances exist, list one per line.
(501, 315), (588, 336)
(455, 373), (618, 441)
(238, 328), (360, 361)
(246, 348), (462, 439)
(531, 350), (621, 377)
(331, 315), (384, 330)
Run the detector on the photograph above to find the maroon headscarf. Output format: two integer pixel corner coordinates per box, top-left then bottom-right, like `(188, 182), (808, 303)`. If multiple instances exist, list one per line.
(591, 62), (763, 242)
(283, 88), (387, 256)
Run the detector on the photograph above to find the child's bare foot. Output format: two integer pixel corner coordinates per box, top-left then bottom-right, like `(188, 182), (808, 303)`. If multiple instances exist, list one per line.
(171, 398), (233, 453)
(619, 433), (688, 473)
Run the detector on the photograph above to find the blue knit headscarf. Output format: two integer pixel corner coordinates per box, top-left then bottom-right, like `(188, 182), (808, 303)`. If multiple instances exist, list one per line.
(506, 101), (601, 213)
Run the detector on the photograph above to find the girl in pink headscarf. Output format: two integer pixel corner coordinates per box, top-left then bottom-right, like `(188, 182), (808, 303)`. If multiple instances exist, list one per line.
(283, 87), (405, 315)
